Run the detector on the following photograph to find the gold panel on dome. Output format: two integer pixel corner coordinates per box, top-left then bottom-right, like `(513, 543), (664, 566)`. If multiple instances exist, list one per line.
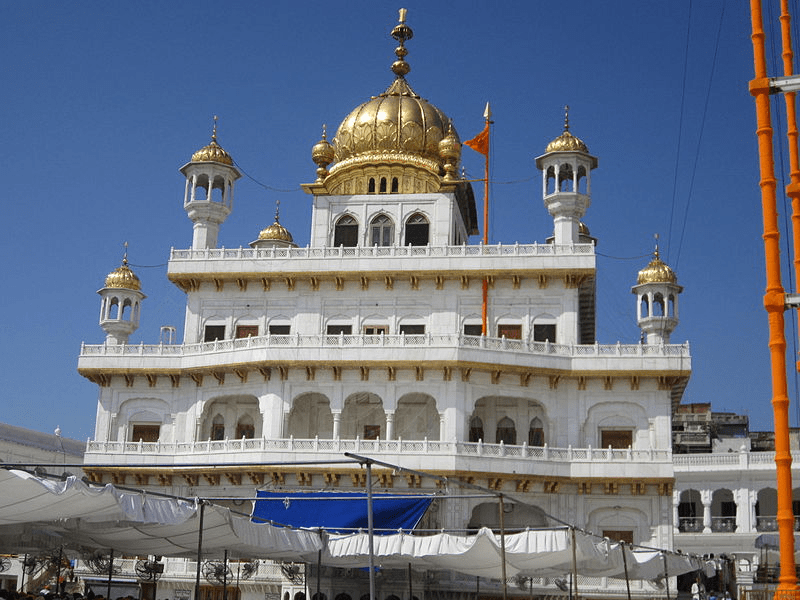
(376, 120), (397, 150)
(401, 121), (423, 152)
(425, 125), (443, 155)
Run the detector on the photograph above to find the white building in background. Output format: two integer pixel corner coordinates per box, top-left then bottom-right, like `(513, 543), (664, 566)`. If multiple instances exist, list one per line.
(77, 9), (800, 600)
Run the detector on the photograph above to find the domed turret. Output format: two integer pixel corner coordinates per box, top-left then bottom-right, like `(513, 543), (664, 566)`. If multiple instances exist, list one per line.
(180, 117), (241, 249)
(535, 106), (598, 245)
(98, 249), (146, 345)
(632, 240), (683, 344)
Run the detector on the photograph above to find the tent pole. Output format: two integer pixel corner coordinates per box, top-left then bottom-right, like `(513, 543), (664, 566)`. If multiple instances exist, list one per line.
(56, 545), (63, 595)
(498, 495), (508, 600)
(571, 528), (579, 600)
(223, 549), (228, 600)
(408, 563), (412, 600)
(366, 461), (376, 600)
(620, 542), (631, 600)
(475, 576), (480, 600)
(19, 554), (26, 593)
(662, 551), (671, 600)
(107, 549), (114, 600)
(316, 550), (322, 600)
(194, 502), (206, 600)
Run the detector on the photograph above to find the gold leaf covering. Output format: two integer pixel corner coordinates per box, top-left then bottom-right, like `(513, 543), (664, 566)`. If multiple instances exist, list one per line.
(637, 255), (678, 285)
(104, 261), (142, 291)
(258, 221), (294, 243)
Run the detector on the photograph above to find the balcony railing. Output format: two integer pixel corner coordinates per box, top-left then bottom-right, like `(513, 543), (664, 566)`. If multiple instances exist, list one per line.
(755, 516), (800, 531)
(80, 332), (690, 359)
(169, 242), (596, 262)
(711, 516), (737, 532)
(84, 436), (673, 464)
(678, 517), (704, 532)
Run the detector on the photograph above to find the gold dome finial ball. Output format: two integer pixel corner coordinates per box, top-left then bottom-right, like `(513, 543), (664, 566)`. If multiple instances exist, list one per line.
(312, 125), (335, 166)
(104, 259), (142, 291)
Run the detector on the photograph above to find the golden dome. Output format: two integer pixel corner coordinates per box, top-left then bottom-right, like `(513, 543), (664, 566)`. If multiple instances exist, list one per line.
(258, 221), (294, 243)
(104, 260), (141, 291)
(545, 105), (589, 153)
(637, 252), (678, 285)
(191, 117), (234, 165)
(327, 10), (457, 178)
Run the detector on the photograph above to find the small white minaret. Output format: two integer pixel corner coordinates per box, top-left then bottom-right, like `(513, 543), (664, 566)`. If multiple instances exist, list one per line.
(180, 117), (241, 249)
(535, 106), (598, 245)
(98, 246), (145, 344)
(632, 239), (682, 344)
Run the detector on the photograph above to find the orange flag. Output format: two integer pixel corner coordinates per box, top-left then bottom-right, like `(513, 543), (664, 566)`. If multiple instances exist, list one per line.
(464, 124), (489, 155)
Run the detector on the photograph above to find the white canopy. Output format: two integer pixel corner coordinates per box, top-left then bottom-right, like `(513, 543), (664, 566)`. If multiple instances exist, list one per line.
(324, 528), (702, 580)
(0, 468), (703, 581)
(0, 469), (322, 559)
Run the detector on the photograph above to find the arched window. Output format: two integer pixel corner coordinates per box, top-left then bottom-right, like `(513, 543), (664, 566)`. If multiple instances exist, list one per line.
(333, 215), (359, 247)
(405, 213), (429, 246)
(391, 177), (399, 193)
(335, 595), (352, 600)
(529, 417), (544, 447)
(469, 416), (484, 442)
(368, 178), (376, 193)
(379, 177), (387, 193)
(211, 414), (225, 441)
(370, 214), (394, 246)
(496, 416), (516, 445)
(236, 415), (255, 439)
(640, 295), (649, 318)
(653, 293), (665, 316)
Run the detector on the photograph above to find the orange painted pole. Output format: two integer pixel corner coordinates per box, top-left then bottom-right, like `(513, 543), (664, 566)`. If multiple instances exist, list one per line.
(749, 1), (799, 597)
(481, 104), (492, 336)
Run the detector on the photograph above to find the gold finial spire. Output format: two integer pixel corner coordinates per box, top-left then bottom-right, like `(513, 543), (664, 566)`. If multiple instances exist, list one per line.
(274, 199), (281, 223)
(390, 8), (413, 78)
(122, 241), (129, 266)
(212, 115), (219, 142)
(653, 233), (660, 259)
(563, 105), (570, 132)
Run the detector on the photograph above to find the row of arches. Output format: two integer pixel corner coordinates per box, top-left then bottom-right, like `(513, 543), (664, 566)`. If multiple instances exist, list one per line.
(334, 212), (429, 247)
(678, 487), (800, 533)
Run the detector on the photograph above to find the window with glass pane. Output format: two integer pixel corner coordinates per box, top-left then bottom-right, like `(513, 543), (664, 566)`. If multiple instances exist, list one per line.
(235, 325), (258, 338)
(333, 215), (358, 247)
(497, 324), (522, 339)
(370, 214), (394, 246)
(326, 324), (352, 335)
(269, 324), (290, 335)
(533, 323), (556, 342)
(204, 325), (225, 342)
(399, 324), (425, 335)
(600, 429), (632, 449)
(405, 213), (429, 246)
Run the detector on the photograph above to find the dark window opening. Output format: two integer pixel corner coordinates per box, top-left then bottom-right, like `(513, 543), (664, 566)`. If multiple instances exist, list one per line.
(236, 423), (255, 439)
(391, 177), (399, 193)
(603, 530), (633, 544)
(364, 326), (388, 335)
(496, 417), (516, 445)
(533, 323), (556, 342)
(601, 430), (632, 449)
(204, 325), (225, 342)
(379, 177), (387, 193)
(327, 324), (353, 335)
(363, 425), (381, 440)
(469, 417), (484, 442)
(497, 324), (522, 339)
(405, 214), (429, 246)
(399, 324), (425, 335)
(211, 423), (225, 441)
(269, 324), (291, 335)
(464, 324), (483, 336)
(333, 215), (358, 247)
(235, 325), (258, 338)
(368, 178), (375, 193)
(131, 424), (160, 443)
(529, 419), (544, 446)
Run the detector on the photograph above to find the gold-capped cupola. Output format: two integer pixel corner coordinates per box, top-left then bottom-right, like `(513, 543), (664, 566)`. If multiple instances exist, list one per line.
(304, 9), (463, 197)
(104, 258), (141, 291)
(250, 201), (298, 249)
(637, 248), (678, 285)
(545, 107), (589, 153)
(191, 118), (234, 165)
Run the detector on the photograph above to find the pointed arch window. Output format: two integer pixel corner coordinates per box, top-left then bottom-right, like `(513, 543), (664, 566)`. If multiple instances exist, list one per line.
(333, 215), (359, 247)
(368, 178), (376, 193)
(211, 414), (225, 441)
(379, 177), (387, 193)
(529, 417), (545, 447)
(236, 415), (255, 439)
(469, 416), (484, 443)
(370, 214), (394, 246)
(496, 416), (516, 445)
(405, 213), (429, 246)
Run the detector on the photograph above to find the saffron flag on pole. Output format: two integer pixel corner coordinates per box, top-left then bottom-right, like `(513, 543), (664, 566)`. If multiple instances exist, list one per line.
(464, 124), (489, 156)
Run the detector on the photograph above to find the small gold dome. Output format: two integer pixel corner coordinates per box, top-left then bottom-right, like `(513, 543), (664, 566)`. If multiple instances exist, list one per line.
(104, 260), (141, 291)
(637, 254), (678, 285)
(312, 127), (335, 167)
(191, 118), (234, 165)
(258, 221), (294, 243)
(546, 130), (589, 153)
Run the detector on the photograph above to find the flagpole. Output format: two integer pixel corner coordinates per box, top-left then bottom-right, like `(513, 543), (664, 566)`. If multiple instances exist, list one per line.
(481, 103), (492, 336)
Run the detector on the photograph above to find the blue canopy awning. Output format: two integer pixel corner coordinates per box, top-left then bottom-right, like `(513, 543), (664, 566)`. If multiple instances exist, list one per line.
(253, 491), (433, 534)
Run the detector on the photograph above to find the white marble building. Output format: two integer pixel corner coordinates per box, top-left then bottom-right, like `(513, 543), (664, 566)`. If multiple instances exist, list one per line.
(75, 11), (695, 600)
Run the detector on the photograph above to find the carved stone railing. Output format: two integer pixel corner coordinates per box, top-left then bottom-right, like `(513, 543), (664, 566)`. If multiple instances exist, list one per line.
(85, 436), (673, 464)
(80, 333), (690, 359)
(169, 242), (595, 261)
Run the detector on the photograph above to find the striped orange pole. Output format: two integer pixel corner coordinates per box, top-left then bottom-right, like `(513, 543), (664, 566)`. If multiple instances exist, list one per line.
(749, 0), (799, 597)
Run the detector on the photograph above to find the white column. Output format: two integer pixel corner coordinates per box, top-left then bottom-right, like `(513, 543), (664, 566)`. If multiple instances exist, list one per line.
(385, 412), (395, 440)
(673, 491), (681, 534)
(332, 411), (341, 439)
(439, 413), (446, 441)
(701, 489), (712, 533)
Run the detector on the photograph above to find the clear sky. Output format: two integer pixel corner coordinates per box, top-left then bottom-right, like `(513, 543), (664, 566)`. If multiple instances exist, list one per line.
(1, 1), (793, 440)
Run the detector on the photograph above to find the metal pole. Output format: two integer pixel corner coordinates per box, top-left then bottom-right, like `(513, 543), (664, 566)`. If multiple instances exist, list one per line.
(107, 549), (114, 600)
(476, 576), (480, 600)
(662, 552), (670, 600)
(19, 554), (27, 593)
(571, 528), (579, 600)
(620, 542), (631, 600)
(316, 550), (322, 600)
(56, 546), (63, 595)
(223, 549), (228, 600)
(498, 496), (508, 600)
(366, 462), (376, 600)
(408, 563), (413, 600)
(194, 502), (206, 600)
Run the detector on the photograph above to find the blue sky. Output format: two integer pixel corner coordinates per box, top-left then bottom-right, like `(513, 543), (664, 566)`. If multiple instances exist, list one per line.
(1, 1), (792, 439)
